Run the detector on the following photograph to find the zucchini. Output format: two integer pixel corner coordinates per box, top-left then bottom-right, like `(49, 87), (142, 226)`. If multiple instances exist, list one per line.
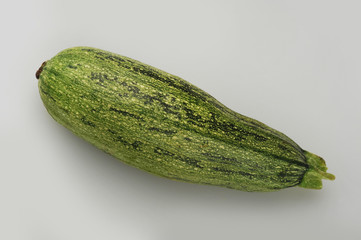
(37, 47), (335, 192)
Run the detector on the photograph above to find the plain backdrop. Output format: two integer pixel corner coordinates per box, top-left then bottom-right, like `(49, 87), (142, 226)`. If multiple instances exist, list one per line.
(1, 0), (360, 239)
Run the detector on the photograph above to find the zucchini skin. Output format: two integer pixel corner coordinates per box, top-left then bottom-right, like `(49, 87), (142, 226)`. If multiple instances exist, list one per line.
(37, 47), (334, 192)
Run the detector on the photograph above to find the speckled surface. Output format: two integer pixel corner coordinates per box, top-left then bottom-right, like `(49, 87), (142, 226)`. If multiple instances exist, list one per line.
(38, 47), (333, 191)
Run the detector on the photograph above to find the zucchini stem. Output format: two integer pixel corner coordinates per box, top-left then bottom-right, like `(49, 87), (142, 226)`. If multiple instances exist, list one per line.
(298, 151), (335, 189)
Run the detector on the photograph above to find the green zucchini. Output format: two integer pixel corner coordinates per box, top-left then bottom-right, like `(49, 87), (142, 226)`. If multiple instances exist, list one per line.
(37, 47), (335, 192)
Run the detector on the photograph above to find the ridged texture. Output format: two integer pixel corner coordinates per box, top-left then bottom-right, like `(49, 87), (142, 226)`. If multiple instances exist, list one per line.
(38, 47), (334, 192)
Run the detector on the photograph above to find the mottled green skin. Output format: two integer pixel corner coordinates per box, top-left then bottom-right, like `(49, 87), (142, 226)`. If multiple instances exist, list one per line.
(38, 47), (334, 191)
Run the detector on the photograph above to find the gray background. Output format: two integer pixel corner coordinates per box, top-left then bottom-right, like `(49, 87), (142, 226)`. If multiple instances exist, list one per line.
(1, 0), (360, 239)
